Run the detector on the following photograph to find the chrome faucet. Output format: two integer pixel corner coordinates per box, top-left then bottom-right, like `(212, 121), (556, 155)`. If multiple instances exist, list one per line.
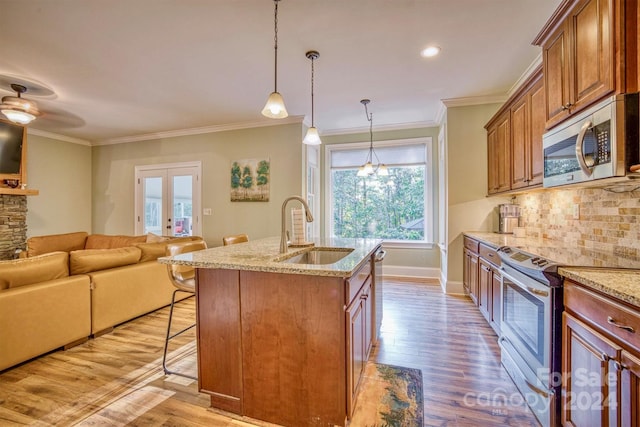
(280, 195), (314, 253)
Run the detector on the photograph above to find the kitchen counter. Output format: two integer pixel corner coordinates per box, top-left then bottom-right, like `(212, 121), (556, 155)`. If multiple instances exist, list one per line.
(465, 231), (640, 307)
(559, 267), (640, 307)
(160, 235), (383, 426)
(158, 236), (382, 277)
(464, 231), (640, 269)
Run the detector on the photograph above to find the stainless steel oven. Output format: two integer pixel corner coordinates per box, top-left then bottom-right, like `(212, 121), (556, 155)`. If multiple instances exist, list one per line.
(498, 247), (563, 427)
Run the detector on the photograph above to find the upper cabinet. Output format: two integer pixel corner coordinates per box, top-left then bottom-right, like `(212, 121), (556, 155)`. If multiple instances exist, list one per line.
(533, 0), (639, 129)
(485, 68), (544, 195)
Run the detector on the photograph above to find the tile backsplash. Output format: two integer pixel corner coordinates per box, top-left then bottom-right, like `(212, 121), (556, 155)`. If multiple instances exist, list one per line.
(515, 185), (640, 259)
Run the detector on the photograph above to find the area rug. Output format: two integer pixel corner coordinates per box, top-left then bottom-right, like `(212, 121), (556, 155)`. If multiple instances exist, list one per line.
(350, 362), (424, 427)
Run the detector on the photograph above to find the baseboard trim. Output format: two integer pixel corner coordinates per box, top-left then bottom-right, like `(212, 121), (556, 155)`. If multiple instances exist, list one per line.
(381, 265), (440, 279)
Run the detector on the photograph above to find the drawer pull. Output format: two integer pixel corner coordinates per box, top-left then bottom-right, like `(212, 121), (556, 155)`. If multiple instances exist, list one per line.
(600, 353), (610, 362)
(614, 361), (626, 371)
(607, 316), (635, 333)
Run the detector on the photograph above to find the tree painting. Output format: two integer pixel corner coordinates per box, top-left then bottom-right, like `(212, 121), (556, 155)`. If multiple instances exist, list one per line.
(230, 158), (270, 201)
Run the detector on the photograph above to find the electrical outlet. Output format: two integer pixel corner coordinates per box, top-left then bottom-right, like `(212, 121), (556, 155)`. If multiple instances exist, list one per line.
(203, 208), (212, 216)
(572, 204), (580, 220)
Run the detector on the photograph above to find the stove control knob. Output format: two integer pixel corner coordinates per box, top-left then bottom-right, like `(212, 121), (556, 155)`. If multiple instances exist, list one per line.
(538, 260), (548, 266)
(531, 257), (540, 263)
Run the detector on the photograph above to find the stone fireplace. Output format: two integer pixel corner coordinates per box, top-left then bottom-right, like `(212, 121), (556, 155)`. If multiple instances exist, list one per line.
(0, 194), (27, 260)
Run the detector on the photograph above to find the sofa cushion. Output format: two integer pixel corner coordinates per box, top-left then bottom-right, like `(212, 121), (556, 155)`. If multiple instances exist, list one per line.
(135, 242), (168, 262)
(0, 252), (69, 289)
(70, 247), (142, 275)
(146, 232), (171, 243)
(26, 232), (89, 257)
(85, 234), (147, 250)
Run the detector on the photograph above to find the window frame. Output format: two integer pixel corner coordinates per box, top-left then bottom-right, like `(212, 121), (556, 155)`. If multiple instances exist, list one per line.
(324, 137), (434, 249)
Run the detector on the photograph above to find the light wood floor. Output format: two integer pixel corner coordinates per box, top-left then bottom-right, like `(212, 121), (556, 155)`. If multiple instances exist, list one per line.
(0, 279), (539, 426)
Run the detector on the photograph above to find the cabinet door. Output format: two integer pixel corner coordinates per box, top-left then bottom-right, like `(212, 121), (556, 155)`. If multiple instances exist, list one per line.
(563, 312), (620, 427)
(487, 126), (499, 194)
(478, 259), (491, 322)
(363, 278), (373, 360)
(510, 95), (529, 190)
(495, 111), (511, 193)
(489, 268), (501, 334)
(346, 296), (365, 416)
(543, 22), (571, 127)
(621, 350), (640, 427)
(570, 0), (614, 113)
(528, 77), (545, 186)
(468, 251), (479, 305)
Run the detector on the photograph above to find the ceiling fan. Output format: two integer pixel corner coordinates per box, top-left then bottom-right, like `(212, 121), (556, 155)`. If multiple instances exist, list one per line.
(0, 75), (84, 129)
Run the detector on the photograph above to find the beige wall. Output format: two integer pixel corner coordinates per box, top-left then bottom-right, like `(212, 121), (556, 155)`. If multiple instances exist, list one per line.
(91, 123), (304, 247)
(26, 133), (92, 237)
(321, 127), (440, 275)
(444, 103), (509, 291)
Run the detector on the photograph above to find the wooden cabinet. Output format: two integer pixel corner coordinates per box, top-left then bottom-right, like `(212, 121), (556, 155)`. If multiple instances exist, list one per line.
(562, 312), (619, 426)
(485, 68), (545, 195)
(486, 110), (511, 194)
(463, 237), (479, 303)
(463, 236), (501, 335)
(478, 244), (501, 335)
(511, 76), (545, 190)
(346, 267), (374, 416)
(534, 0), (638, 129)
(562, 279), (640, 426)
(195, 247), (379, 427)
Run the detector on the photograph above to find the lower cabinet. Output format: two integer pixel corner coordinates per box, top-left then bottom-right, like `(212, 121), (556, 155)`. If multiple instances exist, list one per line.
(463, 237), (501, 334)
(346, 275), (373, 416)
(563, 279), (640, 426)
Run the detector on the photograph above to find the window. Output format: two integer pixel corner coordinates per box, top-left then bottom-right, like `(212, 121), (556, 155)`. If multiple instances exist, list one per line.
(325, 138), (433, 247)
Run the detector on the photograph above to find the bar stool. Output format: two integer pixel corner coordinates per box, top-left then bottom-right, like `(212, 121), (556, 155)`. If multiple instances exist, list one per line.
(163, 239), (207, 379)
(222, 233), (249, 246)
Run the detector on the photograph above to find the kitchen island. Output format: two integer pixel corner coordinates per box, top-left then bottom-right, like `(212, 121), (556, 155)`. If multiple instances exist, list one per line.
(159, 236), (383, 427)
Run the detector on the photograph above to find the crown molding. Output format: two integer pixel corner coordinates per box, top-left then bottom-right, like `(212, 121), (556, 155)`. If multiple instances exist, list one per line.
(440, 94), (508, 108)
(435, 102), (447, 126)
(507, 53), (543, 98)
(321, 120), (437, 136)
(27, 128), (92, 146)
(93, 115), (306, 146)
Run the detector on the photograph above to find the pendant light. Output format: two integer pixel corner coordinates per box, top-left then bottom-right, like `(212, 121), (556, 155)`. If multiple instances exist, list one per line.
(261, 0), (288, 119)
(302, 50), (321, 145)
(357, 99), (388, 177)
(1, 84), (40, 125)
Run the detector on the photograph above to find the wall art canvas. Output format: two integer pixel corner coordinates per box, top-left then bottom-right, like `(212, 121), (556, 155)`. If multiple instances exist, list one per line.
(230, 158), (270, 202)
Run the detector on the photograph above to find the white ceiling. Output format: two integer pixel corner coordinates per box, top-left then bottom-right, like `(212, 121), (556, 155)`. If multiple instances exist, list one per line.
(0, 0), (561, 144)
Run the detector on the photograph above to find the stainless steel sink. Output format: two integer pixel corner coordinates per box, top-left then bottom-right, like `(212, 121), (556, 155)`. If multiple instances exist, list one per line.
(277, 248), (354, 265)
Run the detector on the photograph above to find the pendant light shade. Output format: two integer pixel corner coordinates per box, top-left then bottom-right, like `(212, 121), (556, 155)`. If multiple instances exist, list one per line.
(262, 91), (288, 118)
(1, 84), (40, 125)
(262, 0), (288, 119)
(302, 50), (321, 145)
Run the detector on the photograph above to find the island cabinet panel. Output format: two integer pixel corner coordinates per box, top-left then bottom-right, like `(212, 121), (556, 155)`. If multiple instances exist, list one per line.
(195, 268), (243, 414)
(239, 271), (347, 427)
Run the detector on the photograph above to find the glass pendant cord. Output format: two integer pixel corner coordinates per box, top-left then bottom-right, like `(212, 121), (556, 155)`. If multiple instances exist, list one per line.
(310, 54), (316, 126)
(363, 101), (381, 167)
(273, 0), (279, 93)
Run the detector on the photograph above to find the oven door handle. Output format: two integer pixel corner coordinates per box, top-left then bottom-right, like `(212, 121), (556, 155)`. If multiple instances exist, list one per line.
(526, 286), (549, 297)
(499, 336), (554, 399)
(576, 120), (594, 176)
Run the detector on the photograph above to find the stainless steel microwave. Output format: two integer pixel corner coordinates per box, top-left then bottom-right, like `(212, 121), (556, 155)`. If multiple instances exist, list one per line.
(542, 93), (639, 188)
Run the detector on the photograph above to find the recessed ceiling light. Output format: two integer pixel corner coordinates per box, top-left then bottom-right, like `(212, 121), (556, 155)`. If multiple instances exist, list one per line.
(421, 46), (441, 58)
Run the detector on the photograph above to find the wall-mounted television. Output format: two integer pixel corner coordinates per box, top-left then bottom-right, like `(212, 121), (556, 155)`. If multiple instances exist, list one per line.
(0, 118), (26, 184)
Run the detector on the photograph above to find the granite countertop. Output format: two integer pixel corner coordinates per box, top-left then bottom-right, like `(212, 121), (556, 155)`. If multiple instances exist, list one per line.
(158, 236), (383, 277)
(559, 267), (640, 307)
(464, 231), (640, 308)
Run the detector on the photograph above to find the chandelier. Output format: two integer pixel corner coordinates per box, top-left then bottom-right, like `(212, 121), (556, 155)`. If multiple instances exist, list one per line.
(357, 99), (388, 176)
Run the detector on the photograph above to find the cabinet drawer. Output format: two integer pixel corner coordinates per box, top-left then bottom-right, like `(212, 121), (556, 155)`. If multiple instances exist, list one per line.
(463, 236), (479, 253)
(346, 259), (372, 306)
(565, 281), (640, 354)
(479, 244), (501, 267)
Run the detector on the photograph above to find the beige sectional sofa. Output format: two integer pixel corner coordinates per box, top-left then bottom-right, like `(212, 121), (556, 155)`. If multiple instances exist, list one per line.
(0, 231), (202, 371)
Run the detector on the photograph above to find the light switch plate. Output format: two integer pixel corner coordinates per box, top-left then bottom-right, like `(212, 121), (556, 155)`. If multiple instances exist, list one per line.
(203, 208), (212, 216)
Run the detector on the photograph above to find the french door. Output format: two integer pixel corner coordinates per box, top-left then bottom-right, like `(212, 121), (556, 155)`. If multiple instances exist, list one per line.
(134, 162), (202, 237)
